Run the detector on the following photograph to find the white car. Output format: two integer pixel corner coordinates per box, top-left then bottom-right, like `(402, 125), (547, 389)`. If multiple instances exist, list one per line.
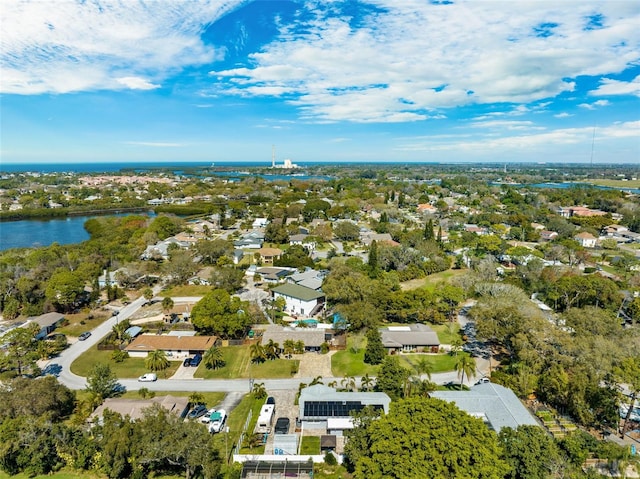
(200, 408), (217, 424)
(208, 409), (227, 433)
(138, 373), (157, 382)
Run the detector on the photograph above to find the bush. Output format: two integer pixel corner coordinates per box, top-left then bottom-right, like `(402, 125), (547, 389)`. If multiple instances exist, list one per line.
(111, 349), (129, 363)
(290, 362), (299, 375)
(320, 342), (330, 354)
(583, 267), (596, 274)
(324, 451), (337, 466)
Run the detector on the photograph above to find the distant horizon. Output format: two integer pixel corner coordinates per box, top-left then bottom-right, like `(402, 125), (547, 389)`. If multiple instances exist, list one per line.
(2, 1), (638, 165)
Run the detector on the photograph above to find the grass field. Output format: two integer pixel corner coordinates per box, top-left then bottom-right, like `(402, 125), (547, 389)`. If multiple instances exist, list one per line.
(159, 284), (210, 297)
(582, 179), (640, 189)
(70, 345), (180, 379)
(399, 351), (471, 374)
(331, 334), (380, 377)
(300, 435), (320, 455)
(431, 322), (461, 345)
(57, 311), (111, 338)
(197, 345), (299, 379)
(400, 269), (466, 291)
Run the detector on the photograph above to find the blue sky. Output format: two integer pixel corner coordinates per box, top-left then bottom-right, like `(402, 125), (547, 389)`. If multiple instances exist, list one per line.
(1, 0), (639, 165)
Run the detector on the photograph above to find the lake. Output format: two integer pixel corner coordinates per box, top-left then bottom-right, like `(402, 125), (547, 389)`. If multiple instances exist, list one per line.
(0, 213), (152, 251)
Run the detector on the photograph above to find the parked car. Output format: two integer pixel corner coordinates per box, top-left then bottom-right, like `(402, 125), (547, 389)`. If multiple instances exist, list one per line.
(475, 377), (490, 385)
(78, 332), (92, 341)
(209, 409), (227, 433)
(183, 357), (192, 367)
(190, 354), (202, 367)
(274, 417), (290, 434)
(188, 404), (208, 420)
(138, 373), (157, 382)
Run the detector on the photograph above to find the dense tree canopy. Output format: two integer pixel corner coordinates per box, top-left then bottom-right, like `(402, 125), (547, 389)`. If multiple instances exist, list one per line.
(190, 288), (251, 338)
(345, 397), (509, 479)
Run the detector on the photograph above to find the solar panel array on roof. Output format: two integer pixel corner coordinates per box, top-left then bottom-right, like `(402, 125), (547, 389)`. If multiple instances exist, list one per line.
(303, 401), (383, 418)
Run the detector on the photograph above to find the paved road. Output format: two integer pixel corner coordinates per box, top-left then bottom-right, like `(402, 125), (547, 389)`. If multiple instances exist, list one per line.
(48, 287), (480, 393)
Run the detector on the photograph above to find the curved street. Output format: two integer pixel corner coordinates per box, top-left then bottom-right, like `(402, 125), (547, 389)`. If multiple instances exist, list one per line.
(46, 291), (486, 393)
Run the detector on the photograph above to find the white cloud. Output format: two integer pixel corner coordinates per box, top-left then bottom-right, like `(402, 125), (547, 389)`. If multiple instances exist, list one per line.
(589, 75), (640, 97)
(116, 77), (159, 90)
(579, 99), (611, 109)
(209, 1), (640, 122)
(1, 0), (246, 94)
(554, 112), (573, 118)
(395, 120), (640, 153)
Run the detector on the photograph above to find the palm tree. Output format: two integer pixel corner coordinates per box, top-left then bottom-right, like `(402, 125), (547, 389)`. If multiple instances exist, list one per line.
(455, 355), (476, 388)
(162, 296), (174, 314)
(203, 346), (225, 370)
(252, 382), (267, 399)
(406, 377), (436, 397)
(413, 357), (433, 380)
(112, 320), (131, 345)
(250, 343), (266, 364)
(360, 373), (374, 392)
(283, 339), (295, 358)
(145, 349), (170, 377)
(264, 339), (280, 360)
(450, 337), (463, 356)
(310, 375), (324, 386)
(341, 376), (356, 392)
(294, 340), (305, 354)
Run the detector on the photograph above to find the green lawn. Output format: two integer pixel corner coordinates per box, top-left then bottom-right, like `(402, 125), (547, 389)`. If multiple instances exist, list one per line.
(70, 345), (180, 379)
(159, 284), (210, 297)
(399, 351), (471, 374)
(300, 435), (320, 455)
(237, 395), (269, 455)
(331, 334), (380, 377)
(0, 472), (105, 479)
(400, 268), (466, 291)
(197, 345), (300, 379)
(431, 322), (461, 345)
(57, 312), (111, 338)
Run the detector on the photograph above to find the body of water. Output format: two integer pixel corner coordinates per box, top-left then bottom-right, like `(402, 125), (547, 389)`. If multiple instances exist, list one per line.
(491, 181), (640, 194)
(0, 212), (152, 251)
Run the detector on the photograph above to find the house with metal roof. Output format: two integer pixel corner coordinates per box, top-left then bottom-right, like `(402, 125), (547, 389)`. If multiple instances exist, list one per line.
(298, 385), (391, 430)
(431, 383), (539, 432)
(379, 324), (440, 353)
(287, 268), (327, 291)
(272, 283), (325, 317)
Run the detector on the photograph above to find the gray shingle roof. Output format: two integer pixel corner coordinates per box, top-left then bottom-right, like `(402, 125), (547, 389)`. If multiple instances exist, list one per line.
(260, 325), (325, 348)
(431, 383), (539, 432)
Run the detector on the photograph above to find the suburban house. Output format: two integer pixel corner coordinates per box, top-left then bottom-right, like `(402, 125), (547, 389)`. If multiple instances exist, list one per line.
(260, 324), (327, 352)
(232, 249), (244, 265)
(379, 324), (440, 353)
(141, 237), (190, 260)
(252, 218), (269, 228)
(360, 232), (398, 246)
(234, 230), (264, 249)
(416, 203), (438, 214)
(539, 230), (558, 241)
(289, 234), (316, 252)
(255, 267), (294, 283)
(98, 268), (127, 288)
(287, 268), (327, 291)
(298, 385), (391, 430)
(125, 334), (218, 359)
(556, 206), (607, 218)
(574, 231), (598, 248)
(431, 383), (539, 432)
(89, 395), (190, 424)
(27, 312), (65, 340)
(257, 247), (283, 265)
(272, 283), (325, 317)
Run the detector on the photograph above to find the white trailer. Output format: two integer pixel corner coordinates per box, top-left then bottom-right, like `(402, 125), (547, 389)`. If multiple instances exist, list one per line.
(255, 404), (275, 434)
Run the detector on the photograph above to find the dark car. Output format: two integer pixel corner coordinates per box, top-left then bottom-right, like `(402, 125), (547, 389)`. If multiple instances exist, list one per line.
(78, 332), (92, 341)
(190, 354), (202, 367)
(188, 404), (208, 419)
(274, 417), (290, 434)
(183, 357), (192, 367)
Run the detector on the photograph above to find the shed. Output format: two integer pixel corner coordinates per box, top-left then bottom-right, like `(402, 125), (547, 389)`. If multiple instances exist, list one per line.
(320, 435), (337, 452)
